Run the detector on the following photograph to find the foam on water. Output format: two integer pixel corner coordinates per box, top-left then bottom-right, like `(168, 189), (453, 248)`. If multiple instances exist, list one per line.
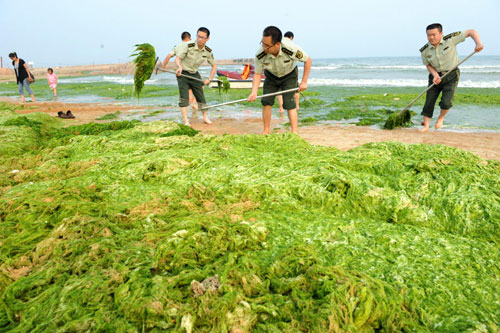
(308, 78), (500, 88)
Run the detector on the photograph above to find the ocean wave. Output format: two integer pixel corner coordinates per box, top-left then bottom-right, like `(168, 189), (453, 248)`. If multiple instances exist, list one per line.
(58, 75), (167, 85)
(311, 64), (500, 72)
(308, 78), (500, 88)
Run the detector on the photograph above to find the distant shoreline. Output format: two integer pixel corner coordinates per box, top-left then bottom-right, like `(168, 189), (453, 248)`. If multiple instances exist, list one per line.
(0, 58), (253, 82)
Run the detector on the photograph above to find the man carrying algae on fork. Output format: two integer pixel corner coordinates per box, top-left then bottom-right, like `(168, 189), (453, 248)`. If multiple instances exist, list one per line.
(174, 27), (217, 126)
(419, 23), (483, 132)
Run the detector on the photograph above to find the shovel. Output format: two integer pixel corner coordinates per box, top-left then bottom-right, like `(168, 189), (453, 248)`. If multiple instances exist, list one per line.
(384, 50), (477, 129)
(202, 87), (300, 110)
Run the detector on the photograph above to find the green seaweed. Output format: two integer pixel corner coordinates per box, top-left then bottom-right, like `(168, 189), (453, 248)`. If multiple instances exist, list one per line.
(131, 43), (156, 99)
(1, 104), (499, 331)
(160, 123), (199, 137)
(216, 76), (231, 96)
(97, 111), (122, 121)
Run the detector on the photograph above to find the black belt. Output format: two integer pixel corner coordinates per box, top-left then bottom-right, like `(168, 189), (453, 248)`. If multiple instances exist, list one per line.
(438, 69), (457, 76)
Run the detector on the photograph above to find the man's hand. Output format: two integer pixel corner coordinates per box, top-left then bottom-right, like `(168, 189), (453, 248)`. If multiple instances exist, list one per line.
(247, 92), (257, 102)
(203, 79), (210, 86)
(176, 67), (182, 75)
(299, 81), (308, 92)
(433, 75), (441, 85)
(475, 43), (484, 53)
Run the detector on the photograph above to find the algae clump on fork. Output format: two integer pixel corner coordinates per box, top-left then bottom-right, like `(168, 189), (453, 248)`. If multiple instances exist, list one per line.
(130, 43), (156, 99)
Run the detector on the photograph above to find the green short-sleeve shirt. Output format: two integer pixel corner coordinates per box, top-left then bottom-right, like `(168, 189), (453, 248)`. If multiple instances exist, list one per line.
(176, 41), (215, 74)
(420, 31), (467, 72)
(168, 41), (189, 57)
(254, 38), (309, 78)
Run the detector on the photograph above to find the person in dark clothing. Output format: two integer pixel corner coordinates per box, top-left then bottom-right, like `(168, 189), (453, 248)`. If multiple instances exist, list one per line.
(9, 52), (35, 103)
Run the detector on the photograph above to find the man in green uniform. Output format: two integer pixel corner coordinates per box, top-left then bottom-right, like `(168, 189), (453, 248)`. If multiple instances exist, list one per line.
(174, 27), (217, 125)
(248, 26), (312, 134)
(162, 31), (197, 110)
(419, 23), (483, 132)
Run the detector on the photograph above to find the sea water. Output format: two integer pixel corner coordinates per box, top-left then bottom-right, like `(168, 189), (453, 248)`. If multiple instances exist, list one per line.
(51, 56), (500, 131)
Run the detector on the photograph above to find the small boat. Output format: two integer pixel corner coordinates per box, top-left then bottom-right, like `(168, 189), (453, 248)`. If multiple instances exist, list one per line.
(209, 64), (264, 89)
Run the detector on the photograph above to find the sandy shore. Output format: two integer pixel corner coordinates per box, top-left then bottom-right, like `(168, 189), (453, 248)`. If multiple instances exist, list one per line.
(6, 99), (500, 161)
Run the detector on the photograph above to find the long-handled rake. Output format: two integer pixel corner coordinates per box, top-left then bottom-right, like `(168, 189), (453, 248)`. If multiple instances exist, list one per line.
(157, 67), (222, 84)
(201, 87), (300, 110)
(384, 51), (477, 129)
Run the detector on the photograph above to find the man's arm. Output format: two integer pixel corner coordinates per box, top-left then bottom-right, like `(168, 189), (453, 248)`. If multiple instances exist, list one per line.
(162, 54), (173, 68)
(204, 63), (217, 85)
(299, 57), (312, 92)
(247, 73), (262, 101)
(465, 29), (484, 52)
(174, 56), (183, 75)
(426, 64), (441, 85)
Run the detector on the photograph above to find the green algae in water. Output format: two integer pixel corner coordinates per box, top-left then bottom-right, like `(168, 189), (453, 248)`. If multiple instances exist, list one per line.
(300, 97), (325, 108)
(1, 105), (500, 331)
(384, 109), (412, 129)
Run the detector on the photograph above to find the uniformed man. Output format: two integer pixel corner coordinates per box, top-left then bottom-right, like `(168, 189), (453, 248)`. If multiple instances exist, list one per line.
(277, 31), (300, 113)
(162, 31), (197, 111)
(248, 26), (312, 134)
(174, 27), (217, 125)
(162, 31), (191, 68)
(419, 23), (483, 132)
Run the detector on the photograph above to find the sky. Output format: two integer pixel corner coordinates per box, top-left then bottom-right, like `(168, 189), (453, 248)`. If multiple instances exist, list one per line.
(1, 0), (499, 67)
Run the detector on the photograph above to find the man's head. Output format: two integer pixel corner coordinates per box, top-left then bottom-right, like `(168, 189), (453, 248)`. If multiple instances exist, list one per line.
(426, 23), (443, 47)
(197, 27), (210, 47)
(181, 31), (191, 41)
(8, 52), (17, 60)
(261, 26), (282, 55)
(284, 31), (294, 40)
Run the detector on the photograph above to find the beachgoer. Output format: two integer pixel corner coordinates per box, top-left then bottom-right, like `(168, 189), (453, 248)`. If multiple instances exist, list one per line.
(174, 27), (217, 125)
(248, 26), (312, 134)
(9, 52), (35, 103)
(419, 23), (483, 132)
(47, 68), (58, 99)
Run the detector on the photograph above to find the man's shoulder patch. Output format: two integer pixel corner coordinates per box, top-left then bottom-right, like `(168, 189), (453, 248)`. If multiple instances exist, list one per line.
(295, 50), (303, 59)
(256, 51), (266, 60)
(282, 47), (293, 56)
(444, 31), (460, 40)
(205, 45), (212, 53)
(188, 43), (195, 48)
(420, 43), (429, 52)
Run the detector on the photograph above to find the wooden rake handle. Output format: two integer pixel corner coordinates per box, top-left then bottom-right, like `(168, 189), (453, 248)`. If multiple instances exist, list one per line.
(202, 87), (300, 110)
(157, 67), (221, 84)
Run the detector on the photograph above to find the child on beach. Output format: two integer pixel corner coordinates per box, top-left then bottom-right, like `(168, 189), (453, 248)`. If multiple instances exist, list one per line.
(47, 68), (58, 99)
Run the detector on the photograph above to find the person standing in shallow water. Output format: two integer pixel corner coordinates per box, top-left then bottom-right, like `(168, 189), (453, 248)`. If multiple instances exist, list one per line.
(248, 26), (312, 134)
(9, 52), (36, 103)
(174, 27), (217, 126)
(162, 31), (197, 111)
(419, 23), (483, 132)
